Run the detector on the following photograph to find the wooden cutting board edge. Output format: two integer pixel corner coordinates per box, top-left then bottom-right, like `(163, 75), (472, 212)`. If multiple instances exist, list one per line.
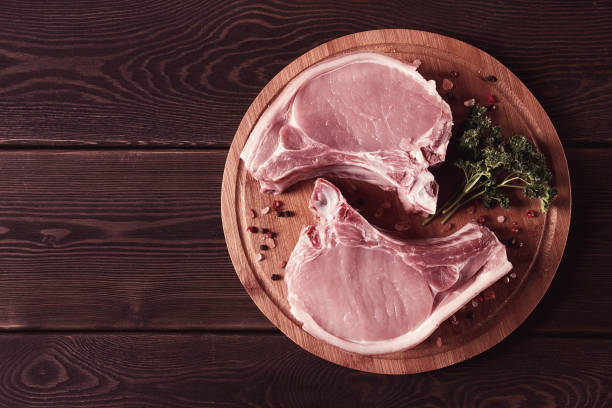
(221, 29), (571, 374)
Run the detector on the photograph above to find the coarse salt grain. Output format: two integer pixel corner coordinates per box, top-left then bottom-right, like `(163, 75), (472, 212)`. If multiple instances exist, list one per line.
(497, 215), (506, 223)
(261, 206), (270, 215)
(265, 237), (276, 249)
(256, 253), (264, 262)
(464, 98), (476, 107)
(412, 59), (422, 68)
(471, 300), (479, 308)
(451, 315), (459, 325)
(510, 272), (517, 279)
(442, 78), (454, 91)
(504, 276), (511, 283)
(394, 222), (411, 232)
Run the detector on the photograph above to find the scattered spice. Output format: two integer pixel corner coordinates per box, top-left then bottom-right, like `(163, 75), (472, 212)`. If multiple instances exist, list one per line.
(279, 260), (287, 269)
(519, 241), (525, 248)
(464, 98), (476, 107)
(412, 59), (422, 68)
(478, 215), (487, 225)
(261, 206), (271, 215)
(435, 336), (443, 347)
(261, 228), (269, 234)
(504, 276), (511, 283)
(247, 226), (259, 234)
(486, 75), (498, 82)
(510, 272), (517, 279)
(497, 215), (506, 223)
(451, 315), (459, 325)
(272, 200), (283, 211)
(507, 237), (517, 246)
(394, 222), (411, 232)
(264, 237), (276, 249)
(449, 70), (459, 78)
(477, 295), (484, 303)
(256, 253), (264, 262)
(484, 290), (496, 300)
(442, 78), (454, 91)
(511, 225), (520, 233)
(471, 299), (479, 308)
(265, 231), (277, 239)
(260, 244), (269, 251)
(512, 221), (519, 226)
(283, 210), (294, 217)
(271, 273), (283, 281)
(248, 209), (257, 218)
(488, 104), (498, 112)
(527, 210), (537, 218)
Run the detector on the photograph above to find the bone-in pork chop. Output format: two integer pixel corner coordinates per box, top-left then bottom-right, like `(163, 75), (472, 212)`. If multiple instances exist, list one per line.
(241, 52), (453, 214)
(285, 179), (512, 354)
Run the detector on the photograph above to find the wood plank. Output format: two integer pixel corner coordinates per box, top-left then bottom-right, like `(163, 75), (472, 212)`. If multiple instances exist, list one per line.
(0, 1), (609, 146)
(0, 148), (609, 333)
(0, 333), (609, 407)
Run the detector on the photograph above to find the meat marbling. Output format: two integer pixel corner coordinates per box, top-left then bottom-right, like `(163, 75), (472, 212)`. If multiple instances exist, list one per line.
(241, 52), (453, 215)
(286, 179), (512, 355)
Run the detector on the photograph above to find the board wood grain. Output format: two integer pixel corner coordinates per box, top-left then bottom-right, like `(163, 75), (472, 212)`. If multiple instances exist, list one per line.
(222, 29), (571, 373)
(0, 0), (609, 146)
(0, 333), (609, 407)
(0, 148), (606, 333)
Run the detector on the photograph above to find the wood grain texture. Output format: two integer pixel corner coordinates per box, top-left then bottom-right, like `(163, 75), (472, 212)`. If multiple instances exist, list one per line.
(0, 0), (610, 146)
(222, 29), (571, 373)
(0, 148), (608, 333)
(0, 333), (609, 407)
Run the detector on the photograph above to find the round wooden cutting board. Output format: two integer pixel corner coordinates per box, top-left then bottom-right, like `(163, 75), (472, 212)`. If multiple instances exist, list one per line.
(221, 29), (571, 374)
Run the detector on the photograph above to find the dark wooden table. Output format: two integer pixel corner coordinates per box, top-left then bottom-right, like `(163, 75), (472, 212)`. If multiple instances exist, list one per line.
(0, 1), (610, 406)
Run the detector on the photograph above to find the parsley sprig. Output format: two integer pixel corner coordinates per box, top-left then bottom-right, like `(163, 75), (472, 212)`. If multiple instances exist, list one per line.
(424, 104), (557, 225)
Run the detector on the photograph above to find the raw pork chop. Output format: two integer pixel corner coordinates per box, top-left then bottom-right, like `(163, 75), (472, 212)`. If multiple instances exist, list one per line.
(241, 52), (453, 214)
(286, 179), (512, 354)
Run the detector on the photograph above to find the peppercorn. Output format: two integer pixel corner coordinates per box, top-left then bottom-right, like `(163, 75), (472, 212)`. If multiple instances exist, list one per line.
(486, 75), (498, 82)
(449, 70), (459, 78)
(271, 274), (283, 281)
(265, 231), (277, 238)
(247, 226), (258, 233)
(276, 211), (285, 217)
(466, 312), (474, 319)
(283, 210), (294, 217)
(260, 244), (269, 251)
(261, 228), (269, 234)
